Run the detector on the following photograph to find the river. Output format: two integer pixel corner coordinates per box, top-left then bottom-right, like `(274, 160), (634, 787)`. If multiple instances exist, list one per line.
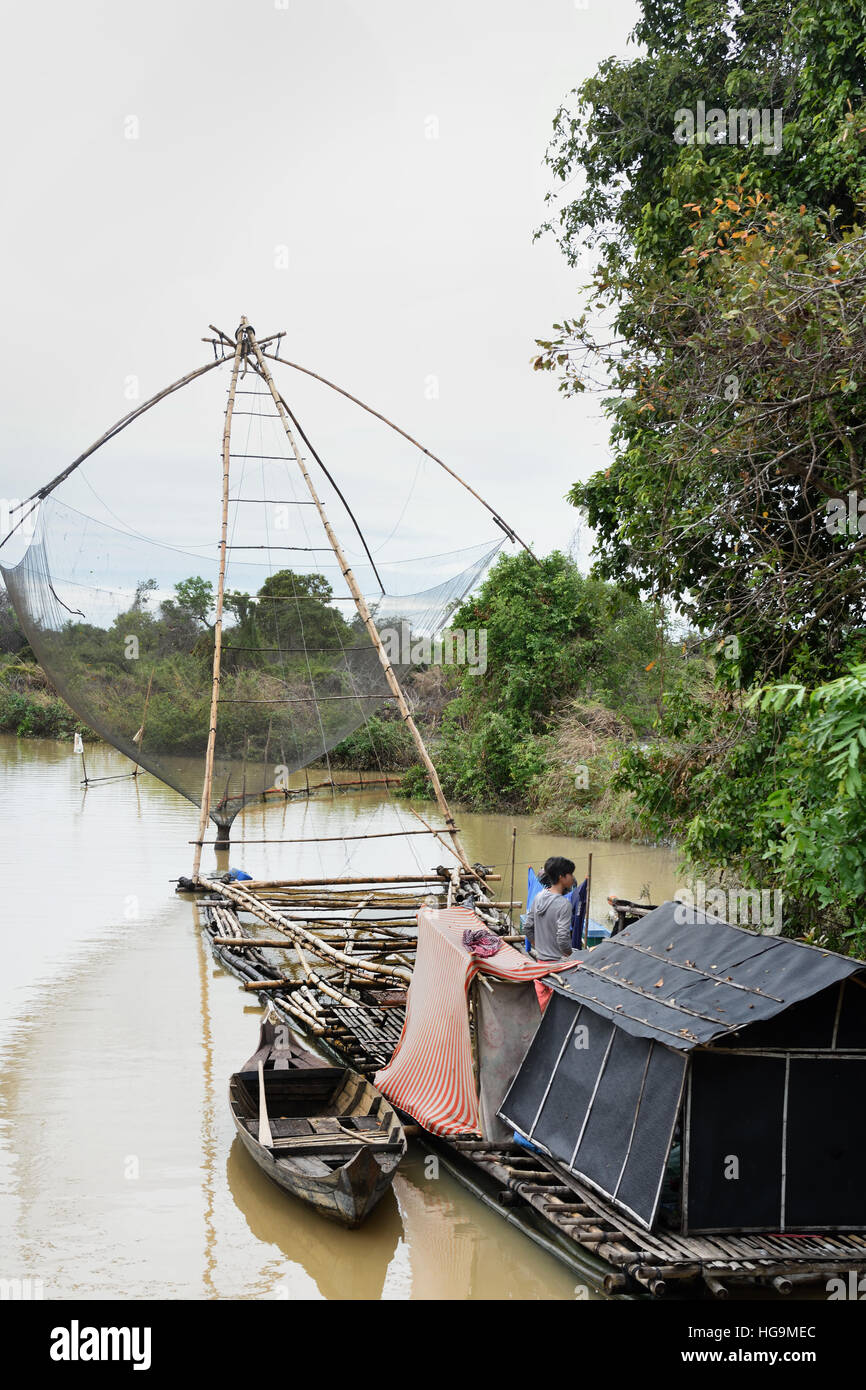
(0, 733), (680, 1300)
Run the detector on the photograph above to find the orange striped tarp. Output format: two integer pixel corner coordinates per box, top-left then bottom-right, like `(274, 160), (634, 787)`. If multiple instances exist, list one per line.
(375, 906), (567, 1137)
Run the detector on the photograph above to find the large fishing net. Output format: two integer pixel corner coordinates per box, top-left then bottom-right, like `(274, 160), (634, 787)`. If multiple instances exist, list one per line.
(2, 351), (504, 832)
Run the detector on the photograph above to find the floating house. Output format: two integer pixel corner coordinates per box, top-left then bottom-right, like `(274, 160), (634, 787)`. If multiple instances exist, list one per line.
(500, 901), (866, 1234)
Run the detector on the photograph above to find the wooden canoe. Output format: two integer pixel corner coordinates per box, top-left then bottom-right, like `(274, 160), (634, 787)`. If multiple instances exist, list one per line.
(229, 1018), (406, 1228)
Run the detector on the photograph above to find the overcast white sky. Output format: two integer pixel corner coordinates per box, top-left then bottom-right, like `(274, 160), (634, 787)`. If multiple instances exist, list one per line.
(1, 0), (640, 577)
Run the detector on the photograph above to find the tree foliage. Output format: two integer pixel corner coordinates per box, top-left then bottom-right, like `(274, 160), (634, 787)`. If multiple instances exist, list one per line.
(3, 569), (362, 759)
(538, 0), (866, 277)
(752, 665), (866, 944)
(563, 200), (866, 680)
(534, 0), (866, 938)
(535, 0), (866, 677)
(432, 550), (678, 807)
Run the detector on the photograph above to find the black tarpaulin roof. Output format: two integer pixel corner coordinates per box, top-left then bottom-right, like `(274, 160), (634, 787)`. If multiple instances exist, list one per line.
(550, 902), (864, 1050)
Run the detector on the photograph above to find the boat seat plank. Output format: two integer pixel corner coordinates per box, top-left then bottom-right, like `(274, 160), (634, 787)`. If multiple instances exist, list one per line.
(270, 1134), (402, 1154)
(243, 1117), (313, 1138)
(242, 1116), (393, 1151)
(235, 1068), (345, 1086)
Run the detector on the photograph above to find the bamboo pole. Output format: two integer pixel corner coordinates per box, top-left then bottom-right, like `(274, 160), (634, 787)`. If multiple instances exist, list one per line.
(407, 806), (467, 867)
(191, 826), (457, 846)
(447, 866), (459, 909)
(238, 874), (498, 887)
(211, 936), (418, 952)
(247, 333), (480, 885)
(245, 898), (430, 910)
(214, 879), (412, 983)
(246, 983), (328, 1033)
(249, 887), (433, 898)
(133, 669), (154, 777)
(246, 887), (431, 898)
(1, 358), (228, 552)
(192, 323), (247, 877)
(214, 917), (418, 931)
(294, 942), (362, 1008)
(236, 891), (517, 910)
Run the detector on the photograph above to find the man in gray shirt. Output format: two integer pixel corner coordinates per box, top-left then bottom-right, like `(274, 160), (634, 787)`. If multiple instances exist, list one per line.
(525, 856), (576, 962)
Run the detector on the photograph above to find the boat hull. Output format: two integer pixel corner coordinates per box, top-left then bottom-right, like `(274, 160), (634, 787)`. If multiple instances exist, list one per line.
(231, 1110), (401, 1227)
(228, 1019), (406, 1228)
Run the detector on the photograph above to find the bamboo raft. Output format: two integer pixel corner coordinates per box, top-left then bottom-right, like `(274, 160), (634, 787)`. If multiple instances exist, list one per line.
(201, 897), (407, 1073)
(194, 862), (505, 1071)
(439, 1143), (866, 1298)
(197, 878), (866, 1299)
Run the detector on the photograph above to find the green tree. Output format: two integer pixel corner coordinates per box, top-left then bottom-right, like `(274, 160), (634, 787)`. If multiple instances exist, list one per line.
(432, 550), (667, 807)
(752, 664), (866, 946)
(254, 570), (352, 654)
(564, 200), (866, 682)
(174, 576), (214, 625)
(538, 0), (866, 279)
(159, 576), (214, 627)
(132, 577), (158, 612)
(534, 0), (866, 681)
(530, 0), (866, 938)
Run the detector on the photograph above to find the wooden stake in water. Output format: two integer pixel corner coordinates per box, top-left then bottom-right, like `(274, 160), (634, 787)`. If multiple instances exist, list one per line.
(74, 730), (88, 785)
(132, 669), (154, 777)
(585, 851), (593, 949)
(509, 827), (517, 928)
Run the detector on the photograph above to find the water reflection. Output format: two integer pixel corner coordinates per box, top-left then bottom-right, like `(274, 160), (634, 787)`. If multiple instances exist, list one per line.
(226, 1139), (403, 1300)
(196, 912), (219, 1301)
(390, 1162), (583, 1300)
(0, 733), (678, 1299)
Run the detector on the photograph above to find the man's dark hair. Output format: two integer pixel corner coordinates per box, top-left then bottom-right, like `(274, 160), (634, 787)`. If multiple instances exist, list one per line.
(541, 855), (575, 887)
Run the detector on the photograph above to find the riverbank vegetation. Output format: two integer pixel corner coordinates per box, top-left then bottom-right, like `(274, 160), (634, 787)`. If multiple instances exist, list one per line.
(400, 549), (700, 836)
(0, 554), (694, 845)
(0, 589), (88, 739)
(0, 572), (384, 761)
(529, 0), (866, 949)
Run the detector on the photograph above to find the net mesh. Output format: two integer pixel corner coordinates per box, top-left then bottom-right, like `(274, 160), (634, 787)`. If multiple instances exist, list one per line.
(3, 497), (499, 826)
(1, 358), (503, 830)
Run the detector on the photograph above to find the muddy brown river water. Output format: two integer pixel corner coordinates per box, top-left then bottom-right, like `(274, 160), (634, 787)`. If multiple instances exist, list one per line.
(0, 734), (680, 1299)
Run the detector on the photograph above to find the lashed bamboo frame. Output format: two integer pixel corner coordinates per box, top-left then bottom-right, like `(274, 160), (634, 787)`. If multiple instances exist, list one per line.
(4, 315), (524, 890)
(247, 330), (480, 883)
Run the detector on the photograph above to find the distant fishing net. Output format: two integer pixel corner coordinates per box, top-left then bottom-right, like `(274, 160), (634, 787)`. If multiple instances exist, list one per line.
(2, 495), (501, 829)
